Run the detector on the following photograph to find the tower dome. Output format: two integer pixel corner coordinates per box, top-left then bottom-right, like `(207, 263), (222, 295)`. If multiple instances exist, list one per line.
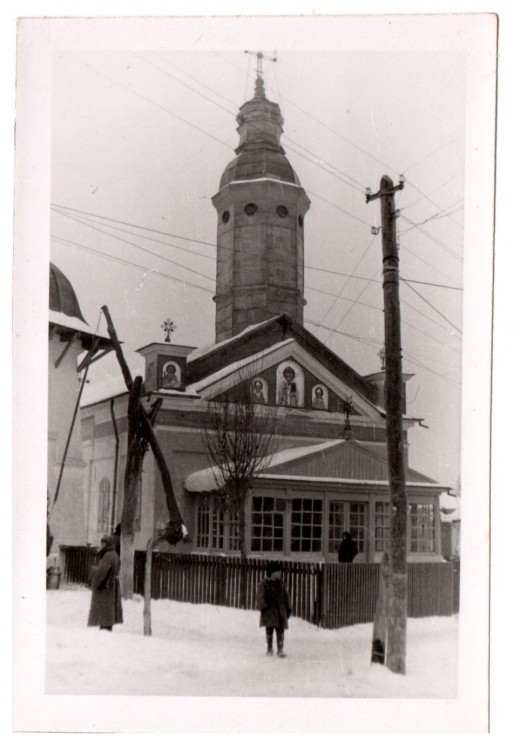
(49, 263), (87, 323)
(212, 76), (310, 343)
(219, 77), (301, 189)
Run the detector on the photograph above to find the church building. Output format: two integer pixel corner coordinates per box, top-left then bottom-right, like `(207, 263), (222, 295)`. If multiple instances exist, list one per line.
(80, 74), (449, 563)
(48, 263), (112, 550)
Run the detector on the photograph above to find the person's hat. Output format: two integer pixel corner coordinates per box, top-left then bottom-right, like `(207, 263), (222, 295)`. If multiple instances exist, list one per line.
(266, 561), (283, 577)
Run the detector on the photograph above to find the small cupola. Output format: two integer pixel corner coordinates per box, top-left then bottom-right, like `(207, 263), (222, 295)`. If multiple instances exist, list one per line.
(136, 342), (196, 392)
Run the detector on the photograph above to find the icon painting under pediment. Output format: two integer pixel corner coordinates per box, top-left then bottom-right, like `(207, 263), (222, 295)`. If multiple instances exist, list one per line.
(312, 384), (328, 410)
(251, 377), (268, 404)
(276, 361), (304, 407)
(161, 360), (181, 389)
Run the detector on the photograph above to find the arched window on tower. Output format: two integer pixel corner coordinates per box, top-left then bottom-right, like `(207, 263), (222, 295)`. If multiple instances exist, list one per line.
(97, 477), (111, 533)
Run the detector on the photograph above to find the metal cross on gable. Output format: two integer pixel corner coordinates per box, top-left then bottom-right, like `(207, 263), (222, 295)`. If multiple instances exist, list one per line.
(161, 318), (176, 343)
(342, 396), (354, 419)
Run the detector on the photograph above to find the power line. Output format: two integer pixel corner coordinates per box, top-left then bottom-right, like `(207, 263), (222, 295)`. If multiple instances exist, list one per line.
(403, 221), (463, 262)
(400, 198), (464, 234)
(400, 241), (462, 287)
(52, 203), (463, 292)
(401, 169), (464, 212)
(402, 279), (462, 334)
(53, 230), (461, 387)
(51, 235), (216, 294)
(325, 266), (382, 345)
(305, 317), (461, 389)
(53, 209), (460, 352)
(400, 277), (462, 291)
(79, 59), (233, 150)
(402, 137), (461, 175)
(132, 51), (235, 116)
(314, 235), (377, 333)
(52, 208), (216, 284)
(151, 51), (241, 109)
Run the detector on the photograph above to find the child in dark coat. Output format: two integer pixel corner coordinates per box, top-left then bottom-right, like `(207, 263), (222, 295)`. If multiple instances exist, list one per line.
(256, 562), (292, 657)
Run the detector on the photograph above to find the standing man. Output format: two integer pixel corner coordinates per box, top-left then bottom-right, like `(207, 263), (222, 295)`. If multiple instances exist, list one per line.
(88, 535), (123, 631)
(338, 531), (358, 563)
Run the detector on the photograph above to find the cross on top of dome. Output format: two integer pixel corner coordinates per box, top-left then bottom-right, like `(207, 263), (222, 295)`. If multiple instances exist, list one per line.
(244, 49), (278, 93)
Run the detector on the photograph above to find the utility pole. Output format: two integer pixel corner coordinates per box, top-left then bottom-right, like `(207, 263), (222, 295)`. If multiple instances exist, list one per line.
(366, 174), (407, 674)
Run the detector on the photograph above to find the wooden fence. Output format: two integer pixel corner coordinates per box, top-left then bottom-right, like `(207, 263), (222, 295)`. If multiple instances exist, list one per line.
(60, 547), (456, 629)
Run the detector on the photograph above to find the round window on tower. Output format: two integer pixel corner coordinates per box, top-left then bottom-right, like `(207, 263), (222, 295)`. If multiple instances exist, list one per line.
(277, 205), (288, 218)
(244, 203), (258, 216)
(221, 210), (230, 224)
(298, 215), (303, 227)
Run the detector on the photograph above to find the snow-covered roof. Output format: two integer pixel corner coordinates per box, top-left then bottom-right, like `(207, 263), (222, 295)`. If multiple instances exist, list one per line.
(187, 317), (280, 363)
(188, 339), (294, 393)
(185, 437), (448, 494)
(81, 357), (145, 407)
(185, 440), (343, 492)
(258, 475), (450, 489)
(49, 310), (103, 339)
(440, 493), (461, 522)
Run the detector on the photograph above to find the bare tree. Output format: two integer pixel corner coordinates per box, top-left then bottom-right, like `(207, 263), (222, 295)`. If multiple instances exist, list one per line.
(202, 372), (279, 607)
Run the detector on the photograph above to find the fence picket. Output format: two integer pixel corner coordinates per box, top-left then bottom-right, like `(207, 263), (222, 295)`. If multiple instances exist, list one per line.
(60, 547), (457, 628)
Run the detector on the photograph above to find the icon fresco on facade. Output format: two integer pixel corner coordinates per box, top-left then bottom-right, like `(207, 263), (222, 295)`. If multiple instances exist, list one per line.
(276, 361), (304, 407)
(251, 377), (268, 404)
(161, 360), (181, 389)
(312, 384), (328, 410)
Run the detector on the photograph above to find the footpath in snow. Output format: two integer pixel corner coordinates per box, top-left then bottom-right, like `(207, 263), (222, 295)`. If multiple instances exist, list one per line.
(46, 588), (458, 698)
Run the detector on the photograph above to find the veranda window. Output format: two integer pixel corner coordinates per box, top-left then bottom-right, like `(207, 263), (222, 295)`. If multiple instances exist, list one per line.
(409, 502), (436, 553)
(328, 500), (367, 557)
(291, 497), (323, 552)
(251, 496), (285, 552)
(374, 500), (436, 554)
(195, 496), (240, 553)
(375, 501), (390, 552)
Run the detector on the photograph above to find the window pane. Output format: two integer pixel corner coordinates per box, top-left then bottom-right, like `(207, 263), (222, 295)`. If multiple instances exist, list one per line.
(291, 498), (322, 553)
(349, 502), (366, 554)
(251, 496), (285, 552)
(196, 498), (210, 549)
(375, 501), (390, 552)
(408, 502), (435, 553)
(328, 501), (345, 554)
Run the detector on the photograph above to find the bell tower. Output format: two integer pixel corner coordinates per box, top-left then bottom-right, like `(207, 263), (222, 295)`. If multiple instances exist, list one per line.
(212, 68), (310, 342)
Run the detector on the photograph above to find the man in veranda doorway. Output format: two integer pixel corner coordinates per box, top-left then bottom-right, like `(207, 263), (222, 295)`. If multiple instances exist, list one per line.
(338, 531), (358, 563)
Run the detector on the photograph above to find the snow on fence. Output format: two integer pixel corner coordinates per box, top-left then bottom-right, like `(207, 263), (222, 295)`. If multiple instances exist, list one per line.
(60, 547), (457, 628)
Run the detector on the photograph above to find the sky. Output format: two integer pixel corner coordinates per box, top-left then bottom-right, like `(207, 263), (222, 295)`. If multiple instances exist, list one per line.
(48, 29), (472, 492)
(9, 12), (492, 503)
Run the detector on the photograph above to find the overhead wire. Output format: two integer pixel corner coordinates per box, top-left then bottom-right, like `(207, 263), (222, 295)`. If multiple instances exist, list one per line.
(52, 202), (462, 292)
(56, 54), (464, 381)
(313, 234), (377, 335)
(402, 279), (462, 334)
(53, 206), (461, 352)
(79, 53), (464, 270)
(53, 230), (461, 387)
(51, 235), (216, 294)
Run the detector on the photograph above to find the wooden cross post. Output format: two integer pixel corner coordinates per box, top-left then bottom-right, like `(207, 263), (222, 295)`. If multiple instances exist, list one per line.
(101, 306), (186, 600)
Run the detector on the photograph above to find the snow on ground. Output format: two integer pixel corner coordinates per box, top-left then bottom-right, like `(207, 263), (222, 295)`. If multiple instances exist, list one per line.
(46, 587), (458, 698)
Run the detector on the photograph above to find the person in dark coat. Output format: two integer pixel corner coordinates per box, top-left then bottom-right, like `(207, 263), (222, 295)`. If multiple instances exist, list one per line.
(338, 531), (358, 563)
(256, 562), (292, 657)
(87, 535), (123, 631)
